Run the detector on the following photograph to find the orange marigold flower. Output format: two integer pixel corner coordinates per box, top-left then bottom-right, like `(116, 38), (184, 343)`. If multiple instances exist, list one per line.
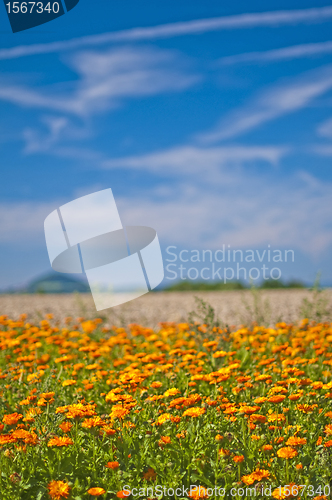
(188, 486), (210, 499)
(11, 429), (38, 445)
(324, 440), (332, 447)
(81, 417), (105, 428)
(233, 455), (244, 463)
(241, 406), (260, 415)
(59, 422), (72, 433)
(268, 413), (285, 423)
(2, 413), (23, 425)
(40, 392), (55, 400)
(254, 397), (268, 404)
(215, 434), (223, 441)
(171, 416), (181, 423)
(296, 463), (303, 469)
(87, 487), (106, 496)
(285, 436), (306, 447)
(150, 382), (162, 389)
(277, 446), (298, 459)
(106, 461), (119, 469)
(262, 445), (273, 452)
(81, 320), (97, 333)
(268, 395), (286, 403)
(183, 407), (205, 418)
(219, 448), (230, 456)
(296, 404), (317, 413)
(48, 480), (70, 499)
(241, 470), (269, 486)
(102, 425), (116, 436)
(0, 434), (17, 445)
(47, 436), (73, 447)
(250, 414), (267, 423)
(242, 474), (255, 486)
(317, 436), (323, 445)
(288, 394), (301, 401)
(272, 483), (302, 499)
(252, 469), (270, 481)
(110, 406), (130, 420)
(143, 468), (156, 480)
(158, 436), (171, 446)
(324, 424), (332, 435)
(116, 490), (131, 498)
(62, 379), (76, 387)
(66, 403), (96, 419)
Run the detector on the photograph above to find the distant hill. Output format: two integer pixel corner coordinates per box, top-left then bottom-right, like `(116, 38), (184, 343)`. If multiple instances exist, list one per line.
(164, 279), (306, 292)
(23, 273), (90, 294)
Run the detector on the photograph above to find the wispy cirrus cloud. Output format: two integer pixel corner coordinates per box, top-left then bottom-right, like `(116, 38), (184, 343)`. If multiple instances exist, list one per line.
(198, 65), (332, 143)
(0, 46), (199, 116)
(102, 144), (286, 177)
(1, 6), (332, 60)
(219, 40), (332, 65)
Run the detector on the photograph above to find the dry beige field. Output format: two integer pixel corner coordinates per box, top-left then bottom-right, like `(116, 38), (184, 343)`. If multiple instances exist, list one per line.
(0, 289), (331, 328)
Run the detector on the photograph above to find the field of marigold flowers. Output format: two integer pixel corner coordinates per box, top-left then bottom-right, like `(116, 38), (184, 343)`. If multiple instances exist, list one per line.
(0, 309), (332, 499)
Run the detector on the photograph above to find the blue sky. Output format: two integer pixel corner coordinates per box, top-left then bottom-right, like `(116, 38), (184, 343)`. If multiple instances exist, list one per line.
(1, 0), (332, 289)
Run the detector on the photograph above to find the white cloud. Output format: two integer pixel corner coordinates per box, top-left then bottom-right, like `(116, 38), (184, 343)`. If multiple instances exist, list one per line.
(219, 40), (332, 65)
(199, 65), (332, 142)
(100, 143), (332, 256)
(102, 144), (287, 183)
(317, 116), (332, 139)
(24, 116), (69, 153)
(0, 46), (199, 116)
(0, 201), (59, 244)
(2, 157), (332, 258)
(1, 6), (332, 60)
(116, 172), (332, 257)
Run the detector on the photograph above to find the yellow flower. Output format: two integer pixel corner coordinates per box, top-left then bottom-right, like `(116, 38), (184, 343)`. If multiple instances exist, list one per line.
(62, 379), (76, 387)
(157, 413), (171, 425)
(163, 388), (181, 397)
(183, 407), (205, 418)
